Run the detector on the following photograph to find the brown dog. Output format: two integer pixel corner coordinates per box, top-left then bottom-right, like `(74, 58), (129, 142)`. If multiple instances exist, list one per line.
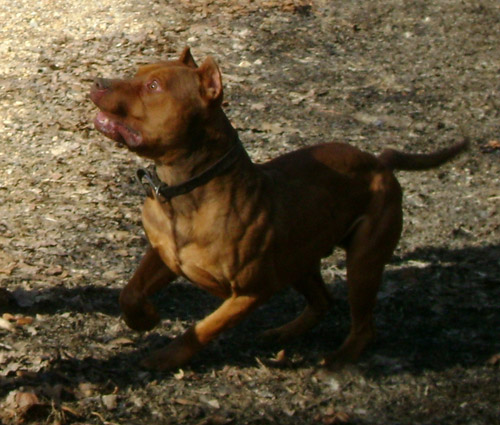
(90, 47), (468, 370)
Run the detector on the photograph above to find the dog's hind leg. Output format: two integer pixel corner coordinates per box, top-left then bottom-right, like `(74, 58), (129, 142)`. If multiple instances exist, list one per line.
(323, 191), (402, 368)
(259, 266), (332, 343)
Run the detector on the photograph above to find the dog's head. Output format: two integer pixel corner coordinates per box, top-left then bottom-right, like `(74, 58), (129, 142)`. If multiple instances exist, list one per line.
(90, 47), (223, 159)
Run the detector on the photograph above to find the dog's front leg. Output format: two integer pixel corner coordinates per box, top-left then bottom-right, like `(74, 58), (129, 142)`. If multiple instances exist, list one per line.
(119, 246), (177, 331)
(141, 294), (262, 370)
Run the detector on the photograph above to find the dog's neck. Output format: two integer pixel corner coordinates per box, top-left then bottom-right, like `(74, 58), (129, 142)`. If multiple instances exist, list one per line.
(154, 109), (246, 187)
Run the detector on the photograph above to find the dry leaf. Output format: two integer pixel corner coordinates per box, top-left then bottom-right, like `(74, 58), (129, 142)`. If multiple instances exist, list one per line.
(487, 353), (500, 366)
(78, 382), (97, 398)
(273, 349), (288, 364)
(173, 398), (198, 406)
(2, 312), (15, 321)
(261, 122), (285, 134)
(0, 317), (16, 332)
(109, 337), (134, 346)
(0, 263), (16, 275)
(195, 415), (233, 425)
(15, 392), (40, 409)
(174, 368), (185, 380)
(250, 102), (266, 111)
(45, 265), (64, 276)
(16, 316), (34, 326)
(315, 410), (351, 425)
(487, 140), (500, 149)
(204, 398), (220, 409)
(61, 405), (82, 417)
(102, 394), (118, 410)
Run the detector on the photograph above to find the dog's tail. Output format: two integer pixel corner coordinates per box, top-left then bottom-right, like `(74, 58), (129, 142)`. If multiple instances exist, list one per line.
(378, 139), (469, 171)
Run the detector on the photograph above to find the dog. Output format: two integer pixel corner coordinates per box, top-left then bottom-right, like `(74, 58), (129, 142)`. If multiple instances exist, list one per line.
(90, 47), (468, 370)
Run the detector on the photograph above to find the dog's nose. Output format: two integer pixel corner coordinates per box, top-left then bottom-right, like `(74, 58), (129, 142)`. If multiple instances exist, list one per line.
(93, 77), (112, 91)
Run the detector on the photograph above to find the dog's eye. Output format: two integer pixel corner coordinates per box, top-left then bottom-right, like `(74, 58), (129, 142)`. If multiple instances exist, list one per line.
(147, 80), (160, 91)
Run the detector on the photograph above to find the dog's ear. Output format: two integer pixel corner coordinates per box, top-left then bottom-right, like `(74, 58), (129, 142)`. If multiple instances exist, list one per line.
(179, 47), (198, 68)
(197, 57), (223, 106)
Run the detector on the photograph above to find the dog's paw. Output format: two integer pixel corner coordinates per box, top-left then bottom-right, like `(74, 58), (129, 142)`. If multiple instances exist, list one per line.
(140, 350), (174, 370)
(123, 311), (160, 332)
(140, 334), (198, 371)
(120, 294), (161, 331)
(258, 328), (291, 345)
(320, 347), (362, 371)
(319, 354), (346, 372)
(121, 300), (161, 332)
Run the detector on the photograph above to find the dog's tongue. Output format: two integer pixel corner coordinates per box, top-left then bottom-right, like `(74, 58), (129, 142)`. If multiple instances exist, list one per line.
(94, 112), (142, 149)
(94, 111), (123, 143)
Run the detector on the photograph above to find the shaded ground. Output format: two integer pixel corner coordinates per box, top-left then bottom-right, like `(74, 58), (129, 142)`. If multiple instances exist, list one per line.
(0, 0), (499, 424)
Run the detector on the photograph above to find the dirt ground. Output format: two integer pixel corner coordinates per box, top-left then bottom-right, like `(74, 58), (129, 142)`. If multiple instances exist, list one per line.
(0, 0), (499, 424)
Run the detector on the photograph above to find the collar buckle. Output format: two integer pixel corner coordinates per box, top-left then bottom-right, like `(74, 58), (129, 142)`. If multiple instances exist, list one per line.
(136, 168), (162, 199)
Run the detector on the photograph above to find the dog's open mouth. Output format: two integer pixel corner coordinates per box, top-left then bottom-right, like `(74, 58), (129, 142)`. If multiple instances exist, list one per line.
(94, 111), (142, 149)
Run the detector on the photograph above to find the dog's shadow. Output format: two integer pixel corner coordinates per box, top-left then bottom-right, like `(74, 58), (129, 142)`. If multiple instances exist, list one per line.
(204, 242), (499, 374)
(1, 243), (498, 396)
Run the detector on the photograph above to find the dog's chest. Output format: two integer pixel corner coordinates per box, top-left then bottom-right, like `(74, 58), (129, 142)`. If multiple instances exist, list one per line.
(141, 197), (232, 296)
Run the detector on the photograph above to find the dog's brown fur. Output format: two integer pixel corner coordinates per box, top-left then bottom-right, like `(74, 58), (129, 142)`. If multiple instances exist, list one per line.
(90, 48), (468, 370)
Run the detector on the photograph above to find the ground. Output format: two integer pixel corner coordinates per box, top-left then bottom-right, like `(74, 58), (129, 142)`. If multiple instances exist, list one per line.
(0, 0), (499, 424)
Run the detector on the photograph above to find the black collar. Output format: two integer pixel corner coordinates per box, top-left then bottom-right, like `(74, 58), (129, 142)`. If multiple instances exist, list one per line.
(136, 141), (243, 202)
